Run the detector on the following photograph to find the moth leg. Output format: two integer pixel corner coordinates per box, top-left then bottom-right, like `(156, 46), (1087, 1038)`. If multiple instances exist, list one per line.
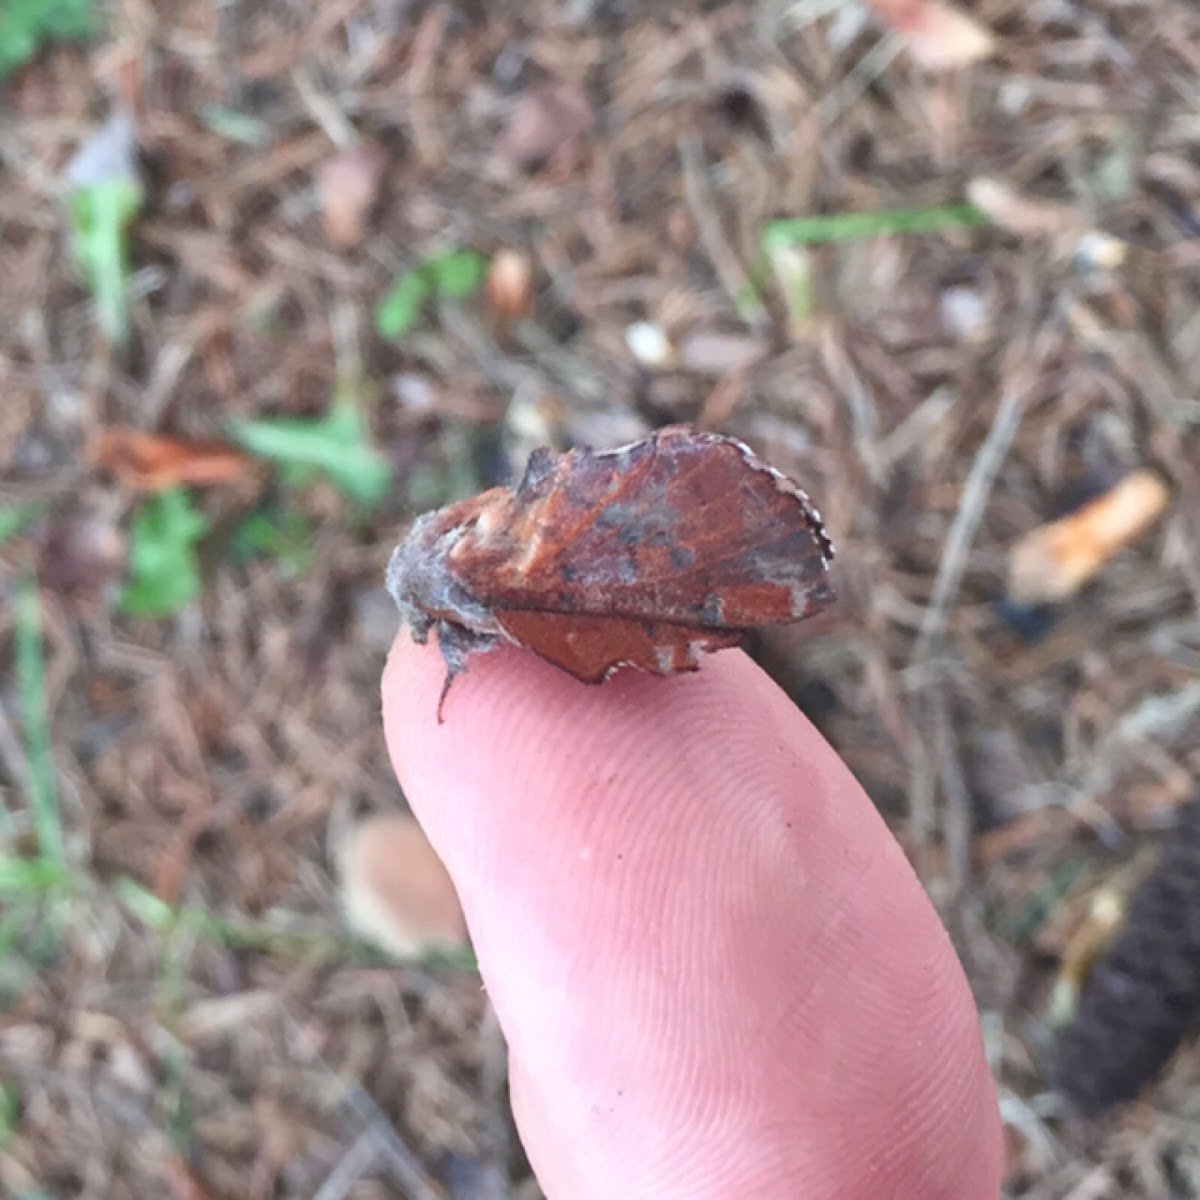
(436, 672), (456, 725)
(433, 620), (500, 723)
(406, 611), (434, 644)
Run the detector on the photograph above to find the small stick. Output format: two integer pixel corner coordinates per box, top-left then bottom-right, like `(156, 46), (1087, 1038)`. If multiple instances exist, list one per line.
(914, 383), (1026, 659)
(678, 136), (768, 326)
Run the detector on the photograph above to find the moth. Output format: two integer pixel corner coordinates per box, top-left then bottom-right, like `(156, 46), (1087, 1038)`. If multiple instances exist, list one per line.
(387, 424), (835, 718)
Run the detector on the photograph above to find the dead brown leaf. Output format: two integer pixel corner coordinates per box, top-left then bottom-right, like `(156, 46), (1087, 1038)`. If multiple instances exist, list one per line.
(863, 0), (995, 70)
(88, 429), (253, 492)
(338, 815), (469, 957)
(500, 82), (593, 173)
(166, 1154), (217, 1200)
(677, 329), (769, 376)
(967, 176), (1083, 239)
(315, 142), (387, 248)
(38, 505), (126, 600)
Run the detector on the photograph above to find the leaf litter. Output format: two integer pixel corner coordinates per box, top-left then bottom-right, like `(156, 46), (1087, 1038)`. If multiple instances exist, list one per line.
(2, 0), (1200, 1196)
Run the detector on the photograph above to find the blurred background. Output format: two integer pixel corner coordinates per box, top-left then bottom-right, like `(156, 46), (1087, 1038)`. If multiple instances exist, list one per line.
(2, 1), (1199, 1196)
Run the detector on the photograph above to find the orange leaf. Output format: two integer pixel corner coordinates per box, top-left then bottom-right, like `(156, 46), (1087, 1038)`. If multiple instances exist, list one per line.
(1007, 470), (1170, 605)
(484, 248), (534, 320)
(88, 429), (252, 492)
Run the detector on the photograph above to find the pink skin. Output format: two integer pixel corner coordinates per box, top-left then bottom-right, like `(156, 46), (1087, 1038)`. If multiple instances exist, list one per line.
(382, 635), (1004, 1199)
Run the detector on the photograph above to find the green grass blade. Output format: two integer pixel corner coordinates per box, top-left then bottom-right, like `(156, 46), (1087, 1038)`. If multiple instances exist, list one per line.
(0, 855), (71, 893)
(14, 575), (64, 867)
(0, 1080), (17, 1150)
(119, 488), (209, 618)
(0, 502), (45, 545)
(0, 0), (97, 79)
(761, 203), (989, 250)
(229, 401), (393, 508)
(425, 247), (487, 298)
(375, 269), (431, 340)
(230, 509), (315, 572)
(68, 176), (141, 345)
(199, 104), (271, 146)
(375, 246), (487, 341)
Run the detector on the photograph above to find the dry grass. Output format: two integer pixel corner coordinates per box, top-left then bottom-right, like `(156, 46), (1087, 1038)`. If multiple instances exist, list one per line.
(2, 0), (1200, 1196)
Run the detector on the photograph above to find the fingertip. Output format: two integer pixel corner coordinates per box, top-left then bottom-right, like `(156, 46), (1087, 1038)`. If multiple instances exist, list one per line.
(381, 628), (443, 731)
(380, 636), (1002, 1199)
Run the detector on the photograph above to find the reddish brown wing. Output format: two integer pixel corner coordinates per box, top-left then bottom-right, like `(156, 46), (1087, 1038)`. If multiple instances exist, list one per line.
(446, 426), (834, 628)
(492, 610), (743, 681)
